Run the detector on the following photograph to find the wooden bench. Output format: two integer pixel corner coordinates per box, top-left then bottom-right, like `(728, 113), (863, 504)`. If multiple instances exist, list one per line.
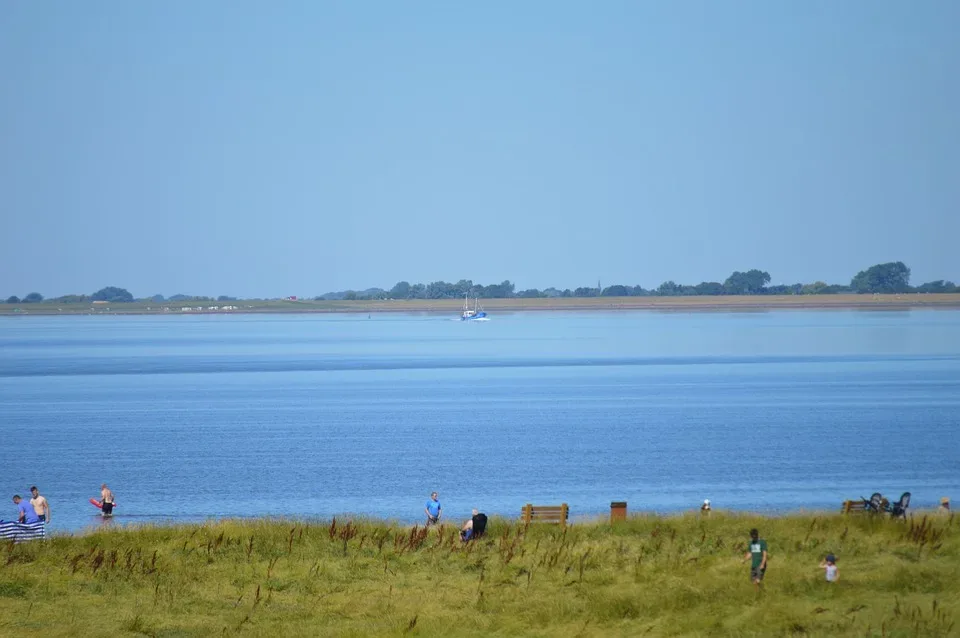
(842, 498), (889, 514)
(521, 503), (569, 528)
(842, 500), (867, 513)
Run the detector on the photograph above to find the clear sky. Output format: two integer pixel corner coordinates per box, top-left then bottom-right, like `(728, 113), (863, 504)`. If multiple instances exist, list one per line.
(2, 1), (958, 298)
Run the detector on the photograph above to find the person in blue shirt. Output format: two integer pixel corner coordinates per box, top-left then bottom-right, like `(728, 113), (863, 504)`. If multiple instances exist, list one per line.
(12, 495), (40, 524)
(424, 491), (442, 526)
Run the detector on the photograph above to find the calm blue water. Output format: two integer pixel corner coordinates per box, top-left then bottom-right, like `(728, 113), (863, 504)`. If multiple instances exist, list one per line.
(1, 310), (958, 533)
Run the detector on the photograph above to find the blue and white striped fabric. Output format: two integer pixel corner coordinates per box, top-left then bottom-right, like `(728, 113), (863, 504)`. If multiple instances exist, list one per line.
(0, 521), (46, 542)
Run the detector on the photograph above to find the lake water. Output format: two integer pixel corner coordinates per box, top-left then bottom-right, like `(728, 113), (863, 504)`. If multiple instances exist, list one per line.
(1, 310), (958, 533)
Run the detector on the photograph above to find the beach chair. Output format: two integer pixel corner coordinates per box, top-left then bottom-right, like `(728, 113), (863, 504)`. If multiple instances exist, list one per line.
(886, 492), (910, 519)
(855, 493), (884, 514)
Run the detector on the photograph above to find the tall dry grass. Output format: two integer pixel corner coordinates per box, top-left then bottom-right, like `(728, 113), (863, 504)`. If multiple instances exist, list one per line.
(0, 512), (956, 636)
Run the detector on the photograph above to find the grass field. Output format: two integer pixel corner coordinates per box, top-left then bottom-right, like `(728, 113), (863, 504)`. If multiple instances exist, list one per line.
(1, 512), (956, 636)
(3, 293), (960, 316)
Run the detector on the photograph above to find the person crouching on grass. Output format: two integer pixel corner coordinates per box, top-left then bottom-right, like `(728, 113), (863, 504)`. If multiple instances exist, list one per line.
(742, 528), (768, 592)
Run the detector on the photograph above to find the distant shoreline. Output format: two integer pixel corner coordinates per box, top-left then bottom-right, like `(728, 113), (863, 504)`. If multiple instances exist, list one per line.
(3, 293), (960, 316)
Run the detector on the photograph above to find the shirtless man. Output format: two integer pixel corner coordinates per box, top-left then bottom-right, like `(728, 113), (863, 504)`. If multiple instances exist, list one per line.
(100, 483), (115, 516)
(30, 486), (50, 524)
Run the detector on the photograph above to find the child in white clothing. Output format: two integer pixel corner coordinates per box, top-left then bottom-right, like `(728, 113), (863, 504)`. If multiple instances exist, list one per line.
(819, 554), (839, 582)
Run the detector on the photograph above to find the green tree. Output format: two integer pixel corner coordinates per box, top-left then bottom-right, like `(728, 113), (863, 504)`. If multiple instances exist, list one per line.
(91, 286), (134, 302)
(5, 295), (20, 304)
(409, 283), (426, 299)
(390, 281), (412, 299)
(454, 280), (475, 297)
(766, 284), (801, 295)
(723, 270), (771, 295)
(850, 262), (910, 294)
(822, 284), (851, 294)
(801, 281), (829, 295)
(23, 292), (44, 303)
(694, 281), (725, 296)
(914, 280), (957, 293)
(479, 281), (515, 298)
(425, 281), (456, 299)
(657, 281), (681, 296)
(601, 285), (630, 297)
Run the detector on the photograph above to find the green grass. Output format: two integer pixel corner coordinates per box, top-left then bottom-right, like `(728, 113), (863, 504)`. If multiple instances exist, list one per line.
(0, 512), (957, 636)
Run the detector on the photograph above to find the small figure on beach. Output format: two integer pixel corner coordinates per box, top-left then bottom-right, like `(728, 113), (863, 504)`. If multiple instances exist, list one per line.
(742, 528), (768, 592)
(424, 491), (441, 526)
(12, 495), (40, 524)
(700, 499), (711, 515)
(100, 484), (115, 517)
(30, 486), (50, 524)
(819, 554), (839, 582)
(940, 497), (951, 514)
(460, 509), (488, 541)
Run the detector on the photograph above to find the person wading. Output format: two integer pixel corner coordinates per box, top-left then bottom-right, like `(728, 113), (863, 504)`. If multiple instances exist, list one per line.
(100, 484), (115, 517)
(30, 486), (51, 524)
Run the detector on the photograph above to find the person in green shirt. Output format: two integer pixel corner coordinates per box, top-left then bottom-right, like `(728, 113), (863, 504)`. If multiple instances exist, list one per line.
(742, 528), (768, 591)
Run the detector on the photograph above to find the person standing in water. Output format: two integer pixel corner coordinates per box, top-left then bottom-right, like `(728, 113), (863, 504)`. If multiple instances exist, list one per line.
(100, 484), (115, 516)
(30, 486), (50, 524)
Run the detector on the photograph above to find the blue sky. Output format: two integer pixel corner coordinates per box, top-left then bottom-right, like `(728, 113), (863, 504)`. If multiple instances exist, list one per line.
(2, 1), (958, 298)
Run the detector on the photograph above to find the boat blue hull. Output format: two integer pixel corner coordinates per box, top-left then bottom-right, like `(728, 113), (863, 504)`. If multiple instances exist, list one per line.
(461, 311), (487, 321)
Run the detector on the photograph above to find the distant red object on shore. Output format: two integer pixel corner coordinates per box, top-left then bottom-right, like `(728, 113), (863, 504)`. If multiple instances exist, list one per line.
(286, 296), (298, 301)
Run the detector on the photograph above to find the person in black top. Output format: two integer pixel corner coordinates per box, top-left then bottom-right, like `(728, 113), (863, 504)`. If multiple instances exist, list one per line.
(460, 509), (487, 541)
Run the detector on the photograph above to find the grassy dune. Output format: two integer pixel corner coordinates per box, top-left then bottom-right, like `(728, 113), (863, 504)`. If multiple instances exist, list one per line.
(1, 512), (957, 636)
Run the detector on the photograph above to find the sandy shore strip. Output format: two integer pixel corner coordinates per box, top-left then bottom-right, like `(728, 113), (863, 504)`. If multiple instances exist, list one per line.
(3, 293), (960, 316)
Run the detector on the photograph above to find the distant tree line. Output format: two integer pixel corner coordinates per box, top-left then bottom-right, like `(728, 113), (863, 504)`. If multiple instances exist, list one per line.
(1, 288), (245, 305)
(3, 263), (957, 304)
(316, 262), (955, 300)
(4, 286), (135, 305)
